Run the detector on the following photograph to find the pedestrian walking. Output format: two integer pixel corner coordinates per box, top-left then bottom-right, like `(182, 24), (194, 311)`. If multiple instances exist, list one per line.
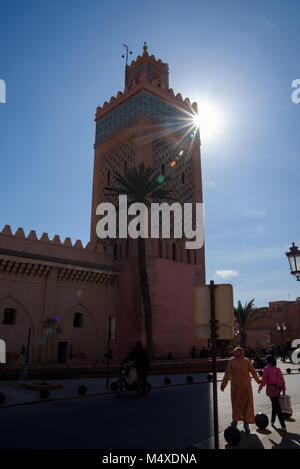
(190, 346), (197, 359)
(258, 354), (287, 433)
(220, 346), (261, 433)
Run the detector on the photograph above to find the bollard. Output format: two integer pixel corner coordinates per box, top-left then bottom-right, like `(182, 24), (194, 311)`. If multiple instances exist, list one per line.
(255, 413), (269, 430)
(224, 426), (241, 446)
(78, 385), (87, 395)
(40, 389), (50, 400)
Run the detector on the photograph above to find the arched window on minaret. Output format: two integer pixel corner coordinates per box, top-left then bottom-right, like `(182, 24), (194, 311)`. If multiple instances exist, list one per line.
(181, 171), (185, 185)
(161, 163), (165, 175)
(172, 242), (177, 261)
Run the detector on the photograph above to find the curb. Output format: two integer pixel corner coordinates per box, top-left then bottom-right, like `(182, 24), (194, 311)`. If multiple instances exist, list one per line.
(0, 378), (217, 409)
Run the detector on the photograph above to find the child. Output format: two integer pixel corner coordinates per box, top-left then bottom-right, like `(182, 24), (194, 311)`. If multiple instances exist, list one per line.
(258, 354), (287, 433)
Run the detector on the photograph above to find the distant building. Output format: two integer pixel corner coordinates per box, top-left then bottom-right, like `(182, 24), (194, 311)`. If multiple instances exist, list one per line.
(0, 43), (206, 364)
(239, 298), (300, 351)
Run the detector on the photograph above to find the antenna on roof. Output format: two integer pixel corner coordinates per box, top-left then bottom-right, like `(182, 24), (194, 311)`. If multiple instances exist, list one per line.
(122, 44), (132, 87)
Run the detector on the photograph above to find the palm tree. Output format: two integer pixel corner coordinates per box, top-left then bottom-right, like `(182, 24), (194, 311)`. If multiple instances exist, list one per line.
(234, 299), (267, 348)
(105, 163), (172, 359)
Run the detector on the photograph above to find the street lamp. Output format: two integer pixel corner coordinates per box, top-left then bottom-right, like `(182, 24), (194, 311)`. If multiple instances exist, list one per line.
(286, 242), (300, 281)
(276, 322), (286, 345)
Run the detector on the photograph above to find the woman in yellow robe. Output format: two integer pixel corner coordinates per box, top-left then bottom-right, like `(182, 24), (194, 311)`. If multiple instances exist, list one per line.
(220, 347), (261, 433)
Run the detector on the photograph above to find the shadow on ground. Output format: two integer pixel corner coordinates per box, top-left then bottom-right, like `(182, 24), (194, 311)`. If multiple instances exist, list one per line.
(225, 431), (265, 449)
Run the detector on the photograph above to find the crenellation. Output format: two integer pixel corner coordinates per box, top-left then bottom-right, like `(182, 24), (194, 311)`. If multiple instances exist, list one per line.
(27, 230), (38, 240)
(14, 227), (25, 238)
(1, 225), (13, 236)
(0, 222), (91, 252)
(74, 239), (83, 249)
(51, 235), (62, 245)
(63, 237), (73, 247)
(39, 232), (50, 242)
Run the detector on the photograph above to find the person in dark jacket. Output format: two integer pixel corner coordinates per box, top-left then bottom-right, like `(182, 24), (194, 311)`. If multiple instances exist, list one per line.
(123, 341), (150, 393)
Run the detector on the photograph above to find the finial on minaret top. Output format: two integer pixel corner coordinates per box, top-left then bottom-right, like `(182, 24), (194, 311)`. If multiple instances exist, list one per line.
(143, 41), (148, 56)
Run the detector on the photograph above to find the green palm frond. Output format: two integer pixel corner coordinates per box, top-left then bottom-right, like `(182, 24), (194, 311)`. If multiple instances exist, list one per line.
(104, 163), (173, 204)
(234, 299), (268, 332)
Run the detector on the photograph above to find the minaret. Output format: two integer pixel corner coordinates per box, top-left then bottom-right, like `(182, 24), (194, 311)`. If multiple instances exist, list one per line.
(90, 43), (205, 357)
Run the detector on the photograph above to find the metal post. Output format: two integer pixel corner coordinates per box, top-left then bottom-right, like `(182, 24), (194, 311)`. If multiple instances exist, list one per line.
(105, 317), (112, 390)
(209, 280), (219, 450)
(122, 44), (132, 88)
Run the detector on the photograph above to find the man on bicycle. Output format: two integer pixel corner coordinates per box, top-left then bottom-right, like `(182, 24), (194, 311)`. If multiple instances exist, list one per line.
(122, 341), (150, 394)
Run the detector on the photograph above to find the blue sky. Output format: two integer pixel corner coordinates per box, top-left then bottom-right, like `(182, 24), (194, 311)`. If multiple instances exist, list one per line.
(0, 0), (299, 307)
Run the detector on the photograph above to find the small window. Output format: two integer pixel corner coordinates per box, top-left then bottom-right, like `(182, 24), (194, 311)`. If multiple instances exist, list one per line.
(107, 170), (111, 186)
(73, 313), (83, 328)
(161, 164), (165, 175)
(181, 172), (185, 185)
(113, 243), (118, 261)
(187, 250), (191, 264)
(193, 251), (197, 265)
(172, 243), (177, 261)
(3, 308), (16, 325)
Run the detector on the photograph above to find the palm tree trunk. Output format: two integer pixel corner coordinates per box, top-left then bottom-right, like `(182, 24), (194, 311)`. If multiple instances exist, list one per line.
(138, 236), (154, 359)
(240, 331), (247, 349)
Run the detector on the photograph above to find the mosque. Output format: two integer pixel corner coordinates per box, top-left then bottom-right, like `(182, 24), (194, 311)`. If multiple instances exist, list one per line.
(0, 43), (206, 365)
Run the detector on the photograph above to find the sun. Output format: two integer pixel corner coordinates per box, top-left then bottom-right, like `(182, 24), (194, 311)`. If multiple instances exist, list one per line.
(192, 99), (224, 141)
